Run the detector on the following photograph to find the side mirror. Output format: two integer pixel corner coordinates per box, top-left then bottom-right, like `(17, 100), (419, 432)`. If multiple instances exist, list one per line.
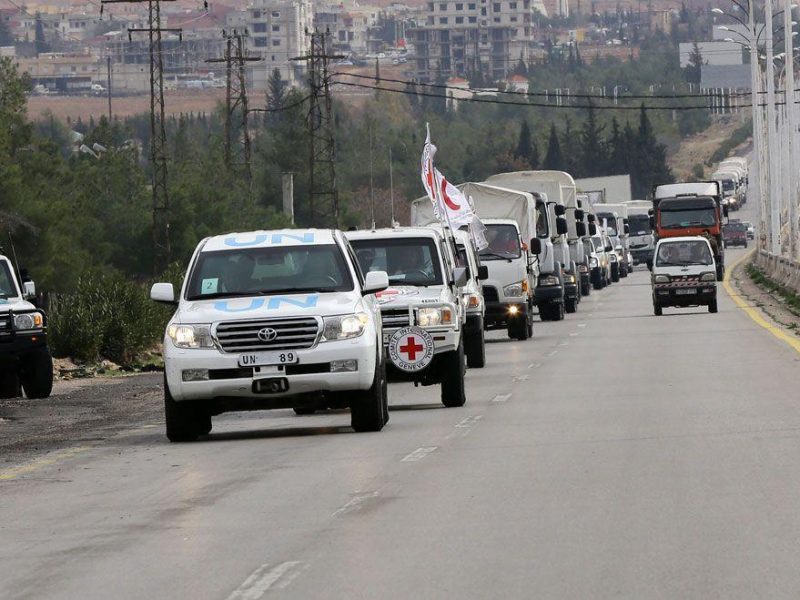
(556, 216), (568, 235)
(150, 282), (177, 304)
(587, 214), (596, 223)
(575, 209), (584, 220)
(649, 216), (655, 229)
(589, 223), (597, 236)
(576, 222), (587, 237)
(22, 280), (35, 298)
(554, 204), (566, 216)
(529, 238), (542, 254)
(624, 223), (630, 234)
(453, 266), (468, 288)
(362, 270), (389, 295)
(477, 265), (489, 280)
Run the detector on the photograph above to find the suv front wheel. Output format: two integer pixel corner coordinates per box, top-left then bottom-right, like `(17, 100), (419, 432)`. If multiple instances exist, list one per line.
(164, 378), (211, 442)
(350, 356), (388, 432)
(441, 341), (466, 407)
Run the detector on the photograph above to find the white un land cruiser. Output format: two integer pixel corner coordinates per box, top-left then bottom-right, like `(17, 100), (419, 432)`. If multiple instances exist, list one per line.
(150, 229), (391, 442)
(346, 227), (468, 408)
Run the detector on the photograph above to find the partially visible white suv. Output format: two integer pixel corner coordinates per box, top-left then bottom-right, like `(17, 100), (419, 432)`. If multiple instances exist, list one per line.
(150, 229), (390, 441)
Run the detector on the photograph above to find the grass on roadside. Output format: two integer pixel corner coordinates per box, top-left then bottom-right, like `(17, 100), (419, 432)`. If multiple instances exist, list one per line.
(746, 263), (800, 315)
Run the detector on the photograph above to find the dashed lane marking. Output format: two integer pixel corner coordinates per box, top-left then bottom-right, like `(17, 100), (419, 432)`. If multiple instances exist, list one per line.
(512, 374), (530, 383)
(0, 446), (90, 482)
(332, 491), (380, 518)
(401, 446), (438, 462)
(492, 393), (512, 403)
(527, 362), (541, 369)
(225, 561), (303, 600)
(723, 249), (800, 355)
(569, 332), (579, 337)
(545, 350), (558, 357)
(577, 323), (587, 328)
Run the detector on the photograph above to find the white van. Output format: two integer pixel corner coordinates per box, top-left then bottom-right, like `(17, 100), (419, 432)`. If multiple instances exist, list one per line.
(650, 236), (718, 316)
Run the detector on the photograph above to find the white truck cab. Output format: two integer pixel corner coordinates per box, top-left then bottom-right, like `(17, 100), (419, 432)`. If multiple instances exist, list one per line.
(650, 236), (718, 316)
(594, 203), (630, 279)
(625, 200), (655, 266)
(150, 229), (391, 441)
(454, 229), (488, 368)
(0, 256), (52, 399)
(346, 226), (468, 407)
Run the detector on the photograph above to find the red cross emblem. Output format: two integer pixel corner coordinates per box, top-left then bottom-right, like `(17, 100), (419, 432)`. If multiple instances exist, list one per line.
(399, 336), (424, 361)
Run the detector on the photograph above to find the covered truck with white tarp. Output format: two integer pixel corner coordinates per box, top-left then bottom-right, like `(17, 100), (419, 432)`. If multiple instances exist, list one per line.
(411, 182), (538, 340)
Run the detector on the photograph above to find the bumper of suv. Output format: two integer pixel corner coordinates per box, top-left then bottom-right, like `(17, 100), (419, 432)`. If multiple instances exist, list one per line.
(653, 285), (717, 307)
(165, 336), (378, 402)
(0, 332), (48, 362)
(534, 283), (563, 305)
(484, 295), (526, 326)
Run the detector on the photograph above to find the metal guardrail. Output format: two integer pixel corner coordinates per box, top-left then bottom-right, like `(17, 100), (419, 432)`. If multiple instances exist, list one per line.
(754, 250), (800, 294)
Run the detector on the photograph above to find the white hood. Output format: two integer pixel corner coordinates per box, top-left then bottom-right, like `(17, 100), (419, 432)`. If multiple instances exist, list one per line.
(176, 291), (363, 324)
(375, 285), (451, 309)
(0, 298), (38, 313)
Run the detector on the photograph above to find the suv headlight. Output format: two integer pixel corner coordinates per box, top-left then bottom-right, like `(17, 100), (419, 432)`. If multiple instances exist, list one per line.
(322, 312), (369, 341)
(539, 275), (559, 286)
(654, 274), (670, 283)
(167, 324), (214, 348)
(417, 307), (454, 327)
(14, 312), (44, 331)
(700, 272), (717, 282)
(503, 282), (524, 297)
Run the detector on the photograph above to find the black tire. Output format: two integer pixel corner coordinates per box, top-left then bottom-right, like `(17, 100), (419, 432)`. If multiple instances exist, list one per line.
(164, 379), (208, 442)
(709, 299), (718, 313)
(508, 312), (530, 341)
(554, 301), (565, 321)
(716, 264), (724, 281)
(620, 264), (628, 278)
(581, 281), (591, 296)
(293, 407), (316, 415)
(0, 369), (19, 399)
(653, 303), (662, 316)
(565, 297), (577, 314)
(467, 326), (487, 366)
(611, 264), (620, 282)
(350, 357), (387, 432)
(441, 341), (466, 408)
(20, 348), (53, 399)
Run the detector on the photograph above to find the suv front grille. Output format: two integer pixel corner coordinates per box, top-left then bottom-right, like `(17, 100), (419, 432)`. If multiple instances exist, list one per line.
(215, 317), (319, 352)
(381, 308), (411, 330)
(0, 313), (12, 338)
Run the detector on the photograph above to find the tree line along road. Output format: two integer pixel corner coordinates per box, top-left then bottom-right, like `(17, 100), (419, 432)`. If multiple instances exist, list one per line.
(2, 215), (800, 599)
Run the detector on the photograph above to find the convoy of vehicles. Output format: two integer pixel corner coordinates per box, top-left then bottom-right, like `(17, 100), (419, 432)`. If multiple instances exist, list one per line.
(0, 256), (53, 400)
(650, 236), (718, 315)
(651, 181), (727, 281)
(625, 200), (655, 266)
(723, 221), (748, 248)
(594, 203), (631, 279)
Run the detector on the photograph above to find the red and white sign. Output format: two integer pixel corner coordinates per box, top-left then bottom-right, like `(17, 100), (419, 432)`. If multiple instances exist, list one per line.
(387, 326), (434, 372)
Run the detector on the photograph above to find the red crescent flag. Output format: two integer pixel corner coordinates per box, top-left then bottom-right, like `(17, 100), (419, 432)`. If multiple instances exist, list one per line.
(420, 124), (441, 219)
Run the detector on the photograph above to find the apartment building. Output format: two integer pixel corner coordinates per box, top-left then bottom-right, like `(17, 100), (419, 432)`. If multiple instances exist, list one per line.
(410, 0), (545, 82)
(246, 0), (312, 90)
(315, 2), (383, 55)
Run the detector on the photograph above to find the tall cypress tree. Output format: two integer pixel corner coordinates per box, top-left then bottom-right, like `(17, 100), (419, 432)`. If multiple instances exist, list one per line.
(606, 117), (627, 175)
(560, 117), (579, 175)
(543, 124), (563, 171)
(632, 105), (673, 197)
(515, 119), (538, 168)
(579, 103), (607, 176)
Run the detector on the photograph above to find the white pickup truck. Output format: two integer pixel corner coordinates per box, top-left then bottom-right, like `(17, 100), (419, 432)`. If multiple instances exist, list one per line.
(0, 256), (52, 399)
(150, 229), (391, 441)
(347, 227), (468, 407)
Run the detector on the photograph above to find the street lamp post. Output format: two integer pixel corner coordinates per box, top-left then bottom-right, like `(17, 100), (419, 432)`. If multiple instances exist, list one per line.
(784, 0), (797, 259)
(766, 0), (781, 253)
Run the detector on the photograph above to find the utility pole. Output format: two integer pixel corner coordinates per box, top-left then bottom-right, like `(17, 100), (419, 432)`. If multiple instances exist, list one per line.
(291, 29), (344, 227)
(101, 0), (182, 274)
(106, 55), (112, 121)
(206, 30), (261, 181)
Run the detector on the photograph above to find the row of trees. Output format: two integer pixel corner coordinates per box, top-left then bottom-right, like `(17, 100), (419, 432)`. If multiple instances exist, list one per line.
(512, 105), (673, 197)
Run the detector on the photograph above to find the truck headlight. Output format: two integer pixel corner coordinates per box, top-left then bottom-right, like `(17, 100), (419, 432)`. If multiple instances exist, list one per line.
(417, 307), (453, 327)
(14, 312), (44, 331)
(539, 275), (559, 286)
(322, 312), (369, 340)
(654, 275), (670, 283)
(167, 324), (214, 349)
(700, 272), (717, 282)
(590, 257), (598, 268)
(503, 282), (524, 297)
(564, 274), (576, 284)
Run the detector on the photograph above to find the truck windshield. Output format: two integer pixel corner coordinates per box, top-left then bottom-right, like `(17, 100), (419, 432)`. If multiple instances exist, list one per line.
(656, 240), (713, 266)
(479, 224), (521, 260)
(721, 180), (735, 192)
(628, 214), (651, 235)
(351, 237), (443, 286)
(591, 237), (604, 251)
(0, 262), (19, 298)
(660, 208), (717, 229)
(597, 213), (618, 235)
(186, 244), (354, 300)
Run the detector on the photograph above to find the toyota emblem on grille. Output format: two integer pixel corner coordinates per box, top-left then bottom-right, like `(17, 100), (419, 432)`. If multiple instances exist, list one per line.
(257, 327), (279, 342)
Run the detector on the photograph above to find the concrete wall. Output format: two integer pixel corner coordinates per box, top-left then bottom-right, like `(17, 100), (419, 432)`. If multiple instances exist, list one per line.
(754, 251), (800, 294)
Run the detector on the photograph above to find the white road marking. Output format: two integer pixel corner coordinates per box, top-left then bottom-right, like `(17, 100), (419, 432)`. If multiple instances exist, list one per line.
(577, 323), (587, 328)
(569, 332), (579, 337)
(558, 341), (569, 347)
(492, 393), (512, 403)
(331, 491), (380, 518)
(401, 446), (438, 462)
(545, 350), (558, 357)
(446, 415), (484, 439)
(225, 561), (303, 600)
(455, 415), (483, 428)
(512, 374), (530, 383)
(527, 362), (542, 369)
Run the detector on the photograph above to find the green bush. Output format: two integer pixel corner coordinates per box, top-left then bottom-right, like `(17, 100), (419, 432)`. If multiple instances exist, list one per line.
(49, 271), (172, 366)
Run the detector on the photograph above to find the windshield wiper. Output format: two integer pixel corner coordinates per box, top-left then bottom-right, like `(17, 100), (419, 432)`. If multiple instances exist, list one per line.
(479, 251), (515, 261)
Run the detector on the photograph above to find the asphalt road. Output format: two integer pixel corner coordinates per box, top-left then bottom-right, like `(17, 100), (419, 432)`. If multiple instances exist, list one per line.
(4, 213), (800, 599)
